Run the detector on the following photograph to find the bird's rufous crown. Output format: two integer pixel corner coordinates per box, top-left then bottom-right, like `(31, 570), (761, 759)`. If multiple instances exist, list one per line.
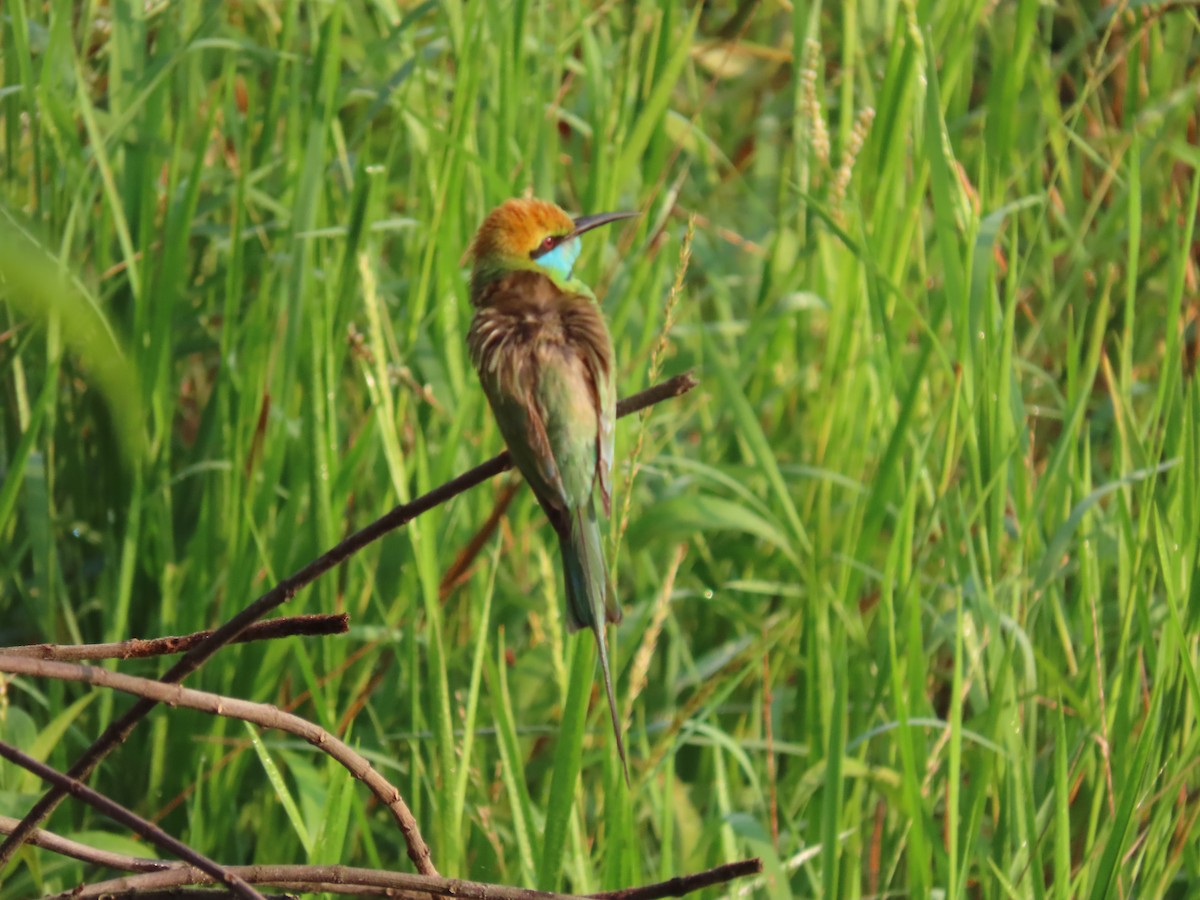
(470, 198), (575, 264)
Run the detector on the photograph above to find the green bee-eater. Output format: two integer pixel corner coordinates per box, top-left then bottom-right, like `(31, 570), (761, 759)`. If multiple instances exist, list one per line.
(467, 197), (637, 779)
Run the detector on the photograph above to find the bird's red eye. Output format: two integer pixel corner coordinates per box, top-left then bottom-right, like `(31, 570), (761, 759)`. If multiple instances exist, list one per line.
(542, 236), (555, 249)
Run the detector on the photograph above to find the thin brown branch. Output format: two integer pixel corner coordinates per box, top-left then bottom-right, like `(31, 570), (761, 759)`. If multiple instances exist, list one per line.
(0, 614), (350, 661)
(591, 859), (764, 900)
(0, 372), (699, 871)
(0, 741), (265, 900)
(615, 372), (698, 419)
(0, 654), (431, 868)
(259, 893), (391, 899)
(53, 854), (756, 900)
(82, 885), (410, 899)
(54, 865), (580, 900)
(0, 814), (170, 872)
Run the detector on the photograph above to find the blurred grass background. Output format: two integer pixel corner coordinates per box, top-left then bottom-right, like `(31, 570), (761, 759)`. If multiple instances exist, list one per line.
(2, 0), (1200, 897)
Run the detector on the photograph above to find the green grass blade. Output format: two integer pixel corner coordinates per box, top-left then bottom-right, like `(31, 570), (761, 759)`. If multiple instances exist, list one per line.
(537, 638), (595, 892)
(246, 723), (313, 857)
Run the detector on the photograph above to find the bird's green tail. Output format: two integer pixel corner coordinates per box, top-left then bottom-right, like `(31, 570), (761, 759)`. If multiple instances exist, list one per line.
(559, 501), (627, 781)
(559, 500), (620, 631)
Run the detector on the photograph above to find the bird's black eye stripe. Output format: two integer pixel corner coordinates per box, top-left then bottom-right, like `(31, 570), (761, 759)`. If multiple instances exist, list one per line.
(530, 235), (560, 259)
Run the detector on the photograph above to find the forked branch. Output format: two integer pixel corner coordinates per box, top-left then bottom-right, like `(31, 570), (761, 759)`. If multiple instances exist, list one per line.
(0, 654), (433, 873)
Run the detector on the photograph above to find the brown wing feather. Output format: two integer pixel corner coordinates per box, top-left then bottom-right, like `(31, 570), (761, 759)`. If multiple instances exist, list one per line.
(468, 270), (611, 523)
(560, 302), (615, 515)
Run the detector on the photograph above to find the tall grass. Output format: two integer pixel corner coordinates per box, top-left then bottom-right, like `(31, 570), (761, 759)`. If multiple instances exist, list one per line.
(2, 1), (1199, 897)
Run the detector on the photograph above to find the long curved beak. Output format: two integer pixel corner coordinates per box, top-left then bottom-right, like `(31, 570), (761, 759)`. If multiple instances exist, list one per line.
(569, 210), (639, 239)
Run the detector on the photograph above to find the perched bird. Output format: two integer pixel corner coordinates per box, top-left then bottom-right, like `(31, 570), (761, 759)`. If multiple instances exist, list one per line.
(467, 197), (637, 779)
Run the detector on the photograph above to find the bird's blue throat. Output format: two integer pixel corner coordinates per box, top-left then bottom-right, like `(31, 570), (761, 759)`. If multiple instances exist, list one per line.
(537, 237), (582, 281)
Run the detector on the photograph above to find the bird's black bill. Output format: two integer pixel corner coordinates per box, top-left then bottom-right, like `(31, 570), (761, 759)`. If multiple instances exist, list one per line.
(569, 210), (639, 239)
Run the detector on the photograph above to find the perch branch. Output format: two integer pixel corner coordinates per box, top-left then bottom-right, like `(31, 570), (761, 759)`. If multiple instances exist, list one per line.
(54, 855), (758, 900)
(0, 740), (265, 900)
(0, 614), (349, 661)
(0, 371), (698, 870)
(0, 654), (431, 869)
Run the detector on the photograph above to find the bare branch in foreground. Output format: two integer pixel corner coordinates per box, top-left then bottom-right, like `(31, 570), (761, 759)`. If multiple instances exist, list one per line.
(0, 741), (265, 900)
(0, 654), (431, 869)
(4, 805), (762, 900)
(0, 371), (699, 871)
(53, 866), (579, 900)
(0, 614), (350, 662)
(590, 859), (763, 900)
(53, 856), (757, 900)
(0, 815), (169, 872)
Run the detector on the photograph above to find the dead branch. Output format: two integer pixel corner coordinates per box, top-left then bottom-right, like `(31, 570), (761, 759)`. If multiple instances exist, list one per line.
(53, 856), (758, 900)
(53, 865), (579, 900)
(0, 614), (349, 662)
(0, 814), (169, 872)
(590, 859), (764, 900)
(0, 372), (699, 870)
(0, 741), (265, 900)
(0, 654), (432, 872)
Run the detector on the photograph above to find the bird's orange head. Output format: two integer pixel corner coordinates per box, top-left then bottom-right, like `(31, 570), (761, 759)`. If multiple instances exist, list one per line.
(468, 198), (638, 300)
(470, 198), (575, 264)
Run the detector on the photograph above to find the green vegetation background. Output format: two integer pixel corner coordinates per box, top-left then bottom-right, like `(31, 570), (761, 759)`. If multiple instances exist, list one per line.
(2, 1), (1199, 897)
